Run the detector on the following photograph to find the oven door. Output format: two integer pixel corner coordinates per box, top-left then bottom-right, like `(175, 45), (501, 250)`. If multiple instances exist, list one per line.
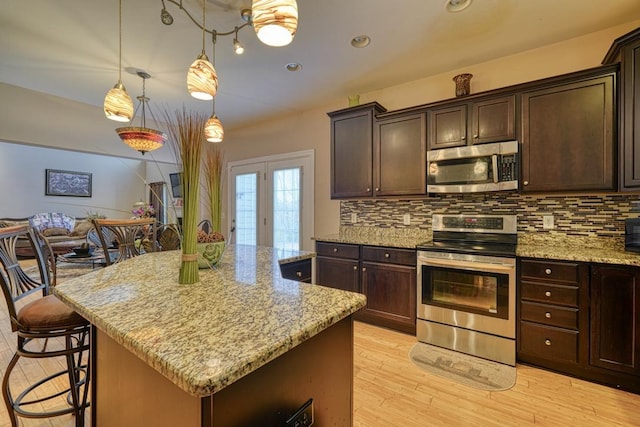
(417, 251), (516, 338)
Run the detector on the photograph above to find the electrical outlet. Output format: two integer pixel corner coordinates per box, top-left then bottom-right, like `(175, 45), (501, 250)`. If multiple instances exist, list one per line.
(286, 399), (314, 427)
(351, 213), (357, 224)
(403, 213), (411, 225)
(543, 215), (554, 230)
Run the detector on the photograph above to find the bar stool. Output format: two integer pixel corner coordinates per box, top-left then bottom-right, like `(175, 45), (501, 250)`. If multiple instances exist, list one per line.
(92, 218), (156, 265)
(0, 225), (90, 426)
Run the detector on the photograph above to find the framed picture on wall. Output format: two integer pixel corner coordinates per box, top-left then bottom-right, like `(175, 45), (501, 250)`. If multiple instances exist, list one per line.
(45, 169), (92, 197)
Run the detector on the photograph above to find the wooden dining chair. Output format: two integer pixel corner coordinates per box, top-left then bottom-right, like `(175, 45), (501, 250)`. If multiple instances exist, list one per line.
(0, 225), (90, 426)
(156, 223), (181, 251)
(91, 218), (157, 266)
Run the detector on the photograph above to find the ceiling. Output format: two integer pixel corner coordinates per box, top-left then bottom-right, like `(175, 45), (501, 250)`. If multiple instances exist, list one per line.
(1, 0), (640, 132)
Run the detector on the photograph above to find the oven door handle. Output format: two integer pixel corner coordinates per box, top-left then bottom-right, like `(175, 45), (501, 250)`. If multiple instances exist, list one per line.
(420, 258), (514, 274)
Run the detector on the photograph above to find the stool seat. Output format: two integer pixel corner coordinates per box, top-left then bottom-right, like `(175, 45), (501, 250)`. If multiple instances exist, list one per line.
(17, 295), (88, 331)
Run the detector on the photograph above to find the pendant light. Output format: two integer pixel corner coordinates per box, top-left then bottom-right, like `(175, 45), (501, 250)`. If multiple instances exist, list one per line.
(104, 0), (134, 122)
(187, 0), (217, 100)
(204, 32), (224, 143)
(116, 71), (167, 155)
(251, 0), (298, 47)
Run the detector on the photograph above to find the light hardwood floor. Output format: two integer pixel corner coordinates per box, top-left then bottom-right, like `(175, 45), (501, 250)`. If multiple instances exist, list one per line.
(2, 262), (640, 426)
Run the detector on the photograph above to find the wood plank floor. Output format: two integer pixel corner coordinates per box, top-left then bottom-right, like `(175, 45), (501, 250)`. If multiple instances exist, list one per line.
(2, 260), (640, 425)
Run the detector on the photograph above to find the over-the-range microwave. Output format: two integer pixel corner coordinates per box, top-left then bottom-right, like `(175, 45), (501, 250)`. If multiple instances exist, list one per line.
(427, 140), (519, 193)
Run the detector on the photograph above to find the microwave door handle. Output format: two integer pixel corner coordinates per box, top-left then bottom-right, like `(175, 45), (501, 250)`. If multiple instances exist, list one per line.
(421, 258), (514, 274)
(491, 154), (499, 183)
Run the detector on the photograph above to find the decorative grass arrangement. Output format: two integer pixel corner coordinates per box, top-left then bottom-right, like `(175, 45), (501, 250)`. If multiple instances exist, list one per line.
(163, 108), (208, 284)
(203, 145), (224, 234)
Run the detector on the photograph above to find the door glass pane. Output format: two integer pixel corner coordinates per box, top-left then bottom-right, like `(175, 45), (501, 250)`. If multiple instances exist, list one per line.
(272, 167), (300, 250)
(235, 173), (257, 245)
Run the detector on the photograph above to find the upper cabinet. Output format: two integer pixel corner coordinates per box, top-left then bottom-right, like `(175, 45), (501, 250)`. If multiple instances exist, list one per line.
(427, 95), (515, 150)
(603, 27), (640, 191)
(328, 103), (426, 199)
(328, 103), (386, 199)
(520, 66), (616, 193)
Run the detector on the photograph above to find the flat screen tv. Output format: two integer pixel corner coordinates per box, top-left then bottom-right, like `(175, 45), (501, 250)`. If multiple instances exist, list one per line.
(169, 172), (182, 198)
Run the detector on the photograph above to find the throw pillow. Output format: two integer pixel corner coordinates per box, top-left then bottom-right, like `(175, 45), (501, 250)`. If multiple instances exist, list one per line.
(30, 213), (51, 231)
(42, 227), (69, 237)
(69, 221), (93, 237)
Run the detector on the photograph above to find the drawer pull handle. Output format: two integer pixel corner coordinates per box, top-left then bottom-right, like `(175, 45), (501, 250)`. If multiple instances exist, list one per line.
(545, 312), (551, 319)
(333, 248), (338, 253)
(296, 271), (302, 277)
(545, 339), (552, 346)
(545, 268), (552, 275)
(545, 291), (552, 297)
(384, 253), (390, 258)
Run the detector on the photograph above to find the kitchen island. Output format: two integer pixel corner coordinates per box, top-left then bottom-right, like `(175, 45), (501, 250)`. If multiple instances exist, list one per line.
(53, 244), (366, 426)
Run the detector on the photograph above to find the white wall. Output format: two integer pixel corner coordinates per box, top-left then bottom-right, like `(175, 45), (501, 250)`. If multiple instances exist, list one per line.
(0, 141), (148, 219)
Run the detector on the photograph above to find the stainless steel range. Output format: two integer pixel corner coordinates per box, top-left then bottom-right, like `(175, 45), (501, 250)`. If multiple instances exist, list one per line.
(416, 214), (517, 366)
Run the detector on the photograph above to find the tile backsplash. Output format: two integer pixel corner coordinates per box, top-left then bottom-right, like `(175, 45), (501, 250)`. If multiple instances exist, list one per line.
(341, 193), (640, 238)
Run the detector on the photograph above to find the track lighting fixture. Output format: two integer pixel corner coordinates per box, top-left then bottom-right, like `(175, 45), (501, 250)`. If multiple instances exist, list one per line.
(205, 32), (224, 143)
(233, 27), (245, 55)
(160, 0), (173, 25)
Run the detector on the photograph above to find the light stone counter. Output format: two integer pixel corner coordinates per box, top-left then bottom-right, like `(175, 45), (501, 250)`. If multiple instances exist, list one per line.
(53, 244), (366, 398)
(314, 225), (430, 249)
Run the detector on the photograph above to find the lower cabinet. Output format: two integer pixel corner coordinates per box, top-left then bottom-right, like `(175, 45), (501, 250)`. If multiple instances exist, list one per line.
(279, 258), (312, 283)
(315, 241), (417, 334)
(518, 259), (640, 393)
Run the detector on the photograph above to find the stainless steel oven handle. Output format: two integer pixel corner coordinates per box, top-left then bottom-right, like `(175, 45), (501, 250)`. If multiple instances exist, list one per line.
(492, 154), (499, 183)
(419, 257), (514, 274)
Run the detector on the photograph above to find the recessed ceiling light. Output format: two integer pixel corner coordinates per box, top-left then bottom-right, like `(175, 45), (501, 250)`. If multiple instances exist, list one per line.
(285, 62), (302, 72)
(351, 35), (371, 48)
(445, 0), (472, 13)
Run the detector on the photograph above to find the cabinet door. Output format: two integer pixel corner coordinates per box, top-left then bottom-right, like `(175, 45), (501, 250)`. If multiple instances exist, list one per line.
(590, 265), (640, 375)
(621, 38), (640, 190)
(360, 261), (416, 334)
(520, 74), (615, 192)
(375, 113), (426, 196)
(427, 104), (467, 150)
(470, 95), (515, 145)
(330, 109), (374, 198)
(316, 256), (360, 292)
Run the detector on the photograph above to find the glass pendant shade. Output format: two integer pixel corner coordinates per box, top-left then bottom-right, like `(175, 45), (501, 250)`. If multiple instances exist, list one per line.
(205, 115), (224, 142)
(104, 81), (134, 122)
(187, 53), (218, 100)
(116, 127), (167, 154)
(252, 0), (298, 47)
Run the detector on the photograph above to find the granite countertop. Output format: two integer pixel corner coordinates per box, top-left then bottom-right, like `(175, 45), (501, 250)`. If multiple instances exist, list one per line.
(53, 244), (366, 398)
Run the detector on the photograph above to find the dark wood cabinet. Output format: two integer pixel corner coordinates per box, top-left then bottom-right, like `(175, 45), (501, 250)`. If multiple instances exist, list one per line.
(374, 112), (427, 196)
(315, 241), (417, 334)
(315, 242), (360, 292)
(518, 259), (589, 370)
(359, 246), (417, 334)
(427, 95), (515, 150)
(603, 27), (640, 190)
(520, 67), (616, 192)
(590, 264), (640, 376)
(279, 258), (312, 283)
(328, 103), (386, 199)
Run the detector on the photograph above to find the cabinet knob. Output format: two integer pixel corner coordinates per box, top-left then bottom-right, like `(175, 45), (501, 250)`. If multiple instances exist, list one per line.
(353, 265), (358, 270)
(545, 268), (552, 275)
(545, 339), (552, 346)
(296, 271), (302, 277)
(461, 135), (466, 140)
(366, 187), (371, 192)
(545, 291), (552, 297)
(384, 253), (390, 258)
(524, 181), (529, 186)
(545, 312), (552, 319)
(362, 267), (366, 272)
(333, 248), (338, 253)
(473, 134), (478, 139)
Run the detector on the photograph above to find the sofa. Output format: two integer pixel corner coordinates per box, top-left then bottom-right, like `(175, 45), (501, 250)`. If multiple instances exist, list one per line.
(0, 213), (94, 257)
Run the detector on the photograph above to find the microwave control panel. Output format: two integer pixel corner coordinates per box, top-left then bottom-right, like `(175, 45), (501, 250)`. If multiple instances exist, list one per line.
(499, 154), (517, 181)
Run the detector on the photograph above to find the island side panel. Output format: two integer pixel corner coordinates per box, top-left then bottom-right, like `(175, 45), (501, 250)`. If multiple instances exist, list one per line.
(211, 316), (354, 426)
(94, 328), (201, 427)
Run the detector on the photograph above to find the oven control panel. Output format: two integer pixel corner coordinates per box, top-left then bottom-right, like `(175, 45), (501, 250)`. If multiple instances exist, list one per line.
(433, 214), (517, 234)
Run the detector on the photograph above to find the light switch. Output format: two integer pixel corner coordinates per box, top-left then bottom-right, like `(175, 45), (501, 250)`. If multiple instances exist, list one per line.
(403, 213), (411, 225)
(543, 215), (554, 230)
(351, 213), (357, 223)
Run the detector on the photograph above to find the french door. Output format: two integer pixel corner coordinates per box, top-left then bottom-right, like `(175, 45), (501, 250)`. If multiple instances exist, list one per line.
(228, 150), (314, 251)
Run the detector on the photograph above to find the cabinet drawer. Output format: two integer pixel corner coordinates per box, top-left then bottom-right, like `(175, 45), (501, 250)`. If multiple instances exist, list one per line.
(521, 281), (578, 307)
(279, 259), (312, 283)
(315, 242), (359, 259)
(361, 246), (416, 266)
(520, 321), (578, 363)
(520, 301), (578, 330)
(520, 259), (580, 283)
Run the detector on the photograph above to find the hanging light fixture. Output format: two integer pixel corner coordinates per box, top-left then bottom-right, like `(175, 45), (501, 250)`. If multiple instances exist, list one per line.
(116, 71), (167, 155)
(104, 0), (134, 122)
(186, 0), (217, 100)
(205, 32), (224, 143)
(251, 0), (298, 47)
(233, 27), (245, 55)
